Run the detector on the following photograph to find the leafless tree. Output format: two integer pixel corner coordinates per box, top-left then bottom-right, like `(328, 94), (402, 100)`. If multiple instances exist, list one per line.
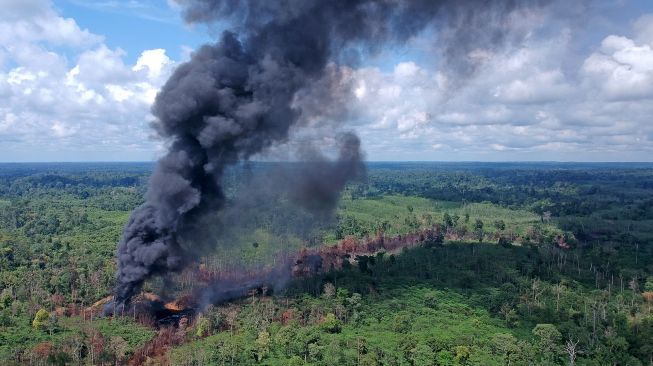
(564, 338), (581, 366)
(543, 211), (552, 222)
(552, 283), (566, 312)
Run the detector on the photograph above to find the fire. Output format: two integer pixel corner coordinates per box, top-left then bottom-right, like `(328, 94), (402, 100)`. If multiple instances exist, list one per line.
(164, 301), (183, 312)
(163, 294), (196, 312)
(89, 295), (113, 310)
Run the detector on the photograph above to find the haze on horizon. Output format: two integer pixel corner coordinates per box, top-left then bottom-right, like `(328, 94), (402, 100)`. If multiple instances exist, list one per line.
(1, 0), (653, 163)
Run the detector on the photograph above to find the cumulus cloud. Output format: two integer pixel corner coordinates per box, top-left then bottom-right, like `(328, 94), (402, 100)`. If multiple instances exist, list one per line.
(492, 70), (573, 104)
(332, 12), (653, 161)
(0, 0), (102, 47)
(582, 34), (653, 100)
(0, 0), (175, 160)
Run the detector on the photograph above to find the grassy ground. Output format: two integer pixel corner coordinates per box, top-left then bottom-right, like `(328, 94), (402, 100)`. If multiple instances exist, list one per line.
(334, 195), (559, 242)
(192, 194), (565, 273)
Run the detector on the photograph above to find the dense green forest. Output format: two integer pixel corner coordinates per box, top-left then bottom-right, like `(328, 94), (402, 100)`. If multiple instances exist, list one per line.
(1, 162), (652, 365)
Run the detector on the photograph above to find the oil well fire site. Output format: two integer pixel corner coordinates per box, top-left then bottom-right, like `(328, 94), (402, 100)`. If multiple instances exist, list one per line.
(103, 0), (537, 330)
(98, 225), (444, 329)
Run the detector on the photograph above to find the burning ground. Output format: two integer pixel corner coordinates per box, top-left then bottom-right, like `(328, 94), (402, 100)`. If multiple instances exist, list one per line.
(84, 223), (446, 364)
(102, 225), (445, 323)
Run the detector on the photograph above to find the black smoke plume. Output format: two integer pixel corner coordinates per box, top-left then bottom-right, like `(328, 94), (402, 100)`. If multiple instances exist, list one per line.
(114, 0), (552, 305)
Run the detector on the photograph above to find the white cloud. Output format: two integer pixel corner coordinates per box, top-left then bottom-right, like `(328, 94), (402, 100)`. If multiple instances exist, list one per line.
(134, 49), (173, 80)
(334, 13), (653, 161)
(582, 21), (653, 101)
(393, 61), (420, 79)
(0, 0), (176, 160)
(493, 70), (572, 104)
(0, 0), (102, 47)
(74, 45), (135, 85)
(51, 120), (77, 137)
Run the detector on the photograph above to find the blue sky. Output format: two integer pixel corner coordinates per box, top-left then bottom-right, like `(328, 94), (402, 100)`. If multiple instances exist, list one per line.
(54, 0), (211, 63)
(1, 0), (653, 162)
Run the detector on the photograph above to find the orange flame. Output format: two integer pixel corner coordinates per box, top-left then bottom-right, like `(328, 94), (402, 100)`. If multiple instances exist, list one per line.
(164, 301), (183, 311)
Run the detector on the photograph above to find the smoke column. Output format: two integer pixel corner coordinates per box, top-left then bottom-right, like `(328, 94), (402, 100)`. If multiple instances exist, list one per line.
(114, 0), (552, 305)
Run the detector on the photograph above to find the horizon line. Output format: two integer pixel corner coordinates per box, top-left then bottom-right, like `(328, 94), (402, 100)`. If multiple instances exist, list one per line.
(1, 160), (652, 164)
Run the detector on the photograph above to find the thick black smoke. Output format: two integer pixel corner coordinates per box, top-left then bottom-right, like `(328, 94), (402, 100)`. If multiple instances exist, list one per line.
(114, 0), (552, 305)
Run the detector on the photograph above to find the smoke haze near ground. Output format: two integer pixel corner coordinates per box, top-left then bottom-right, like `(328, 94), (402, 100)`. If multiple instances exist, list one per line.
(114, 0), (555, 306)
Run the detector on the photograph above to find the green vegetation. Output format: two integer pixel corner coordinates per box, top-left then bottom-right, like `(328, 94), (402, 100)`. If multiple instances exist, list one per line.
(1, 162), (652, 365)
(333, 195), (550, 241)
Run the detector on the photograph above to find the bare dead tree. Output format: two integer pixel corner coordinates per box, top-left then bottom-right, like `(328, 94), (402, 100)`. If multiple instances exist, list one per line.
(553, 283), (566, 312)
(564, 338), (581, 366)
